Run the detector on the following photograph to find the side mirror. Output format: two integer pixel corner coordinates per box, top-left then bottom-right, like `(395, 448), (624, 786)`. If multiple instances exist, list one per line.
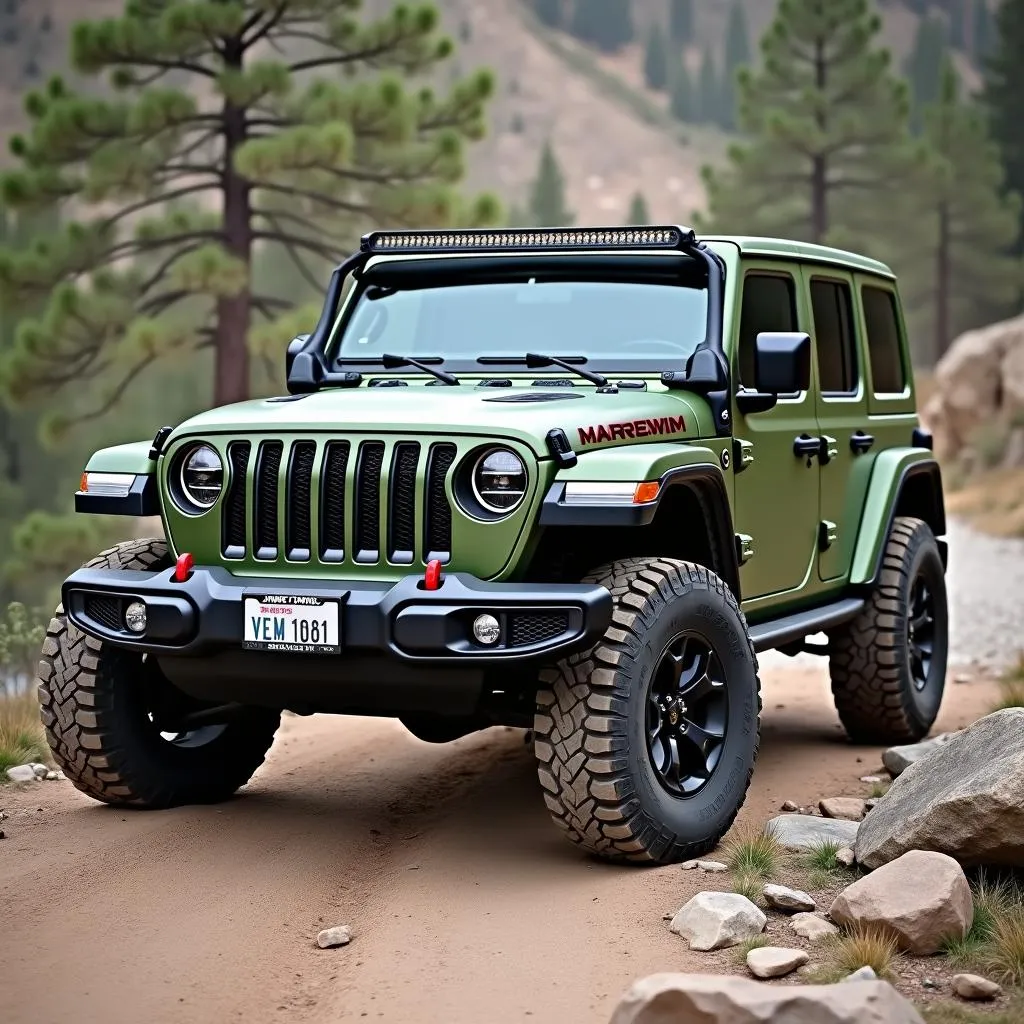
(754, 332), (810, 395)
(285, 334), (310, 379)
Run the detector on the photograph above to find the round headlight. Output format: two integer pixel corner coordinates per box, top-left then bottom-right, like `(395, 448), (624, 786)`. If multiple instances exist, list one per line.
(471, 448), (527, 515)
(180, 444), (223, 510)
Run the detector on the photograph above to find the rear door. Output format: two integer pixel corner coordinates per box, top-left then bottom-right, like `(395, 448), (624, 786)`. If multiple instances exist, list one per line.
(803, 268), (871, 582)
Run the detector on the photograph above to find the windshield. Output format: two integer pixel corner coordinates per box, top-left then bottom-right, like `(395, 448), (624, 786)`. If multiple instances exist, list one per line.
(330, 275), (708, 370)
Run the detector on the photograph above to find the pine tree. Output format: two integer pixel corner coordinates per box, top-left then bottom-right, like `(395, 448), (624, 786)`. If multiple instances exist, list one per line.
(0, 1), (497, 430)
(643, 24), (669, 92)
(669, 0), (694, 46)
(906, 14), (949, 133)
(974, 0), (994, 58)
(697, 51), (721, 127)
(698, 0), (912, 246)
(569, 0), (634, 53)
(898, 62), (1021, 362)
(669, 58), (695, 122)
(534, 0), (563, 30)
(721, 1), (753, 131)
(982, 0), (1024, 294)
(529, 142), (574, 226)
(627, 192), (650, 224)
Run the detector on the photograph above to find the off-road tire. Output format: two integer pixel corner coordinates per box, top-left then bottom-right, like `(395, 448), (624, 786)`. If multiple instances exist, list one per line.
(829, 516), (948, 744)
(38, 538), (281, 807)
(534, 557), (761, 864)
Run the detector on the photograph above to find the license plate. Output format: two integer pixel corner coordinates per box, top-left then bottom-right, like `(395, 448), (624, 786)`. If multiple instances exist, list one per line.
(242, 595), (340, 654)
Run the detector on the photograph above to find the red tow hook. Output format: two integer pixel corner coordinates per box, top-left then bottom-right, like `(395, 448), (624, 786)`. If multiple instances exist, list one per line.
(424, 558), (443, 591)
(174, 552), (194, 583)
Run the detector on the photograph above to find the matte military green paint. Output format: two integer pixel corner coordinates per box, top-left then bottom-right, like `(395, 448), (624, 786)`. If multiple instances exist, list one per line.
(84, 441), (157, 475)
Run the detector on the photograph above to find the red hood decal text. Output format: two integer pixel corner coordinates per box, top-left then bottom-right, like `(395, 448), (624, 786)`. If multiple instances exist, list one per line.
(578, 415), (686, 445)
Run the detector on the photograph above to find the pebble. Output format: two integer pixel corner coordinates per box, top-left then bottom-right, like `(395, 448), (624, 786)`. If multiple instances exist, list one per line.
(44, 770), (59, 781)
(859, 776), (883, 784)
(746, 946), (809, 979)
(763, 884), (816, 913)
(842, 966), (878, 983)
(31, 763), (48, 780)
(922, 978), (939, 990)
(696, 860), (728, 873)
(835, 847), (856, 868)
(818, 797), (867, 821)
(952, 973), (1003, 1001)
(953, 674), (971, 684)
(5, 765), (36, 783)
(780, 800), (799, 812)
(316, 925), (352, 949)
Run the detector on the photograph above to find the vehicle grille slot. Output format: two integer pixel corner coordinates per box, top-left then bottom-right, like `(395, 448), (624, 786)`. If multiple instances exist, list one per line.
(254, 440), (283, 560)
(222, 441), (250, 558)
(424, 443), (457, 562)
(354, 441), (385, 562)
(319, 441), (349, 563)
(388, 442), (420, 564)
(85, 596), (124, 633)
(510, 612), (569, 648)
(286, 441), (316, 561)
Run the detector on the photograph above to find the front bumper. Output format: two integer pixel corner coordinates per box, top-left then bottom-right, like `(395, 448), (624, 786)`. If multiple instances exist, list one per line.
(62, 565), (613, 665)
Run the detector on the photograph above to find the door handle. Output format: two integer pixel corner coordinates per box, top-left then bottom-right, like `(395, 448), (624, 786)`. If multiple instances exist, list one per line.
(793, 434), (821, 459)
(850, 431), (875, 454)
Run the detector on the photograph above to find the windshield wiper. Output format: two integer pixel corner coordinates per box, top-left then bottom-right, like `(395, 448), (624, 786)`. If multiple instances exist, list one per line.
(381, 353), (460, 386)
(525, 352), (608, 388)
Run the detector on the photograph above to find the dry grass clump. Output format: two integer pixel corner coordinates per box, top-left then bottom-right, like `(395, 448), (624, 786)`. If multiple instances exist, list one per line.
(815, 926), (900, 982)
(724, 826), (782, 880)
(0, 688), (47, 774)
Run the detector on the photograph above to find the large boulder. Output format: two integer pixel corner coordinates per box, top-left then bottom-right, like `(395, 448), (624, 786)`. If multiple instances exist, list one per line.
(609, 973), (925, 1024)
(923, 314), (1024, 460)
(829, 850), (973, 955)
(857, 709), (1024, 869)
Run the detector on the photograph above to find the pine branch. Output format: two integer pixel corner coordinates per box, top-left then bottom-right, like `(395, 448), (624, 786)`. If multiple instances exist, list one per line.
(251, 229), (342, 261)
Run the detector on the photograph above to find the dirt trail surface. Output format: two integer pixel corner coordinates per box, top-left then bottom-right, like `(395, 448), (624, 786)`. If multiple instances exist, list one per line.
(1, 661), (1001, 1024)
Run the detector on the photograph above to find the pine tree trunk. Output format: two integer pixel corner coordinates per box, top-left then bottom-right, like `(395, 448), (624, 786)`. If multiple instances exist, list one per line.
(215, 63), (252, 408)
(936, 200), (951, 364)
(811, 40), (828, 244)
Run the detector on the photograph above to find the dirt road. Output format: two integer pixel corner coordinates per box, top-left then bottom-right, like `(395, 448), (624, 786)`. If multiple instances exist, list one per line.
(1, 661), (1001, 1024)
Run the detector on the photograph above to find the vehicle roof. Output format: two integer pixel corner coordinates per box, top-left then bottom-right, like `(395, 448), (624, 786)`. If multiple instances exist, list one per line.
(706, 235), (895, 279)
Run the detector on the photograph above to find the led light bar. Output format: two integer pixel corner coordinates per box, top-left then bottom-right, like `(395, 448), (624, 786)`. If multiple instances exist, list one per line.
(361, 226), (695, 254)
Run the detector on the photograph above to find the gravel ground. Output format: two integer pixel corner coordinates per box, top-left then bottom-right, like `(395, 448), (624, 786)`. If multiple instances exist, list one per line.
(946, 516), (1024, 668)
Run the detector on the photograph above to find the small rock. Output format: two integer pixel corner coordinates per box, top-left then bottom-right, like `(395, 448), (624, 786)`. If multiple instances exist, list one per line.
(696, 860), (727, 873)
(44, 770), (59, 781)
(781, 800), (799, 812)
(952, 973), (1002, 1001)
(859, 776), (883, 784)
(681, 859), (699, 870)
(922, 978), (939, 990)
(55, 771), (65, 781)
(953, 674), (971, 684)
(746, 946), (809, 979)
(763, 884), (816, 913)
(669, 892), (766, 951)
(789, 912), (839, 941)
(5, 765), (36, 783)
(842, 966), (879, 983)
(316, 925), (352, 949)
(766, 814), (859, 851)
(829, 850), (973, 955)
(819, 797), (867, 821)
(835, 847), (856, 868)
(882, 733), (958, 777)
(31, 763), (48, 780)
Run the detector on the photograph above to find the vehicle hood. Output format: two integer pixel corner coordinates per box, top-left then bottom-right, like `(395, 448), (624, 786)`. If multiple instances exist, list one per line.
(170, 384), (713, 457)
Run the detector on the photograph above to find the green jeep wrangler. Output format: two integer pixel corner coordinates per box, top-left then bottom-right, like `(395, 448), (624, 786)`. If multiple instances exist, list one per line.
(40, 226), (947, 865)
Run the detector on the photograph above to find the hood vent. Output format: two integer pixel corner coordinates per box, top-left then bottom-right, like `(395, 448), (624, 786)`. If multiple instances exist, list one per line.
(483, 392), (585, 403)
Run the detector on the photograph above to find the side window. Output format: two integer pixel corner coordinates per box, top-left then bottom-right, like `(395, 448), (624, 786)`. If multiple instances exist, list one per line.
(810, 278), (859, 395)
(738, 273), (797, 389)
(862, 286), (906, 394)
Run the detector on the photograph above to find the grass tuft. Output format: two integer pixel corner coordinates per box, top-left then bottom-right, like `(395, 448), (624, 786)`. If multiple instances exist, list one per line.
(0, 688), (47, 775)
(992, 654), (1024, 711)
(731, 934), (770, 965)
(731, 870), (763, 905)
(867, 781), (889, 799)
(803, 837), (844, 873)
(979, 907), (1024, 986)
(725, 826), (782, 880)
(924, 994), (1024, 1024)
(817, 926), (900, 982)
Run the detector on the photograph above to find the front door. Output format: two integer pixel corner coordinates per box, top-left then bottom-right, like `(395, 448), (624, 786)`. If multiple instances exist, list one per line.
(730, 264), (820, 606)
(804, 269), (872, 582)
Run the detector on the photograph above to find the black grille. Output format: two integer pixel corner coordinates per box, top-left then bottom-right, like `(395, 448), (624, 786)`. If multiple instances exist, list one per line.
(220, 437), (457, 566)
(222, 442), (250, 558)
(286, 441), (316, 561)
(254, 441), (283, 559)
(85, 596), (124, 632)
(320, 441), (350, 562)
(354, 441), (385, 561)
(425, 443), (456, 560)
(510, 612), (569, 647)
(388, 442), (420, 563)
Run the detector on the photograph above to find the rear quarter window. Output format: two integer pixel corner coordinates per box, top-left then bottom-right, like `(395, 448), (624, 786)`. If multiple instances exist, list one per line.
(861, 286), (907, 395)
